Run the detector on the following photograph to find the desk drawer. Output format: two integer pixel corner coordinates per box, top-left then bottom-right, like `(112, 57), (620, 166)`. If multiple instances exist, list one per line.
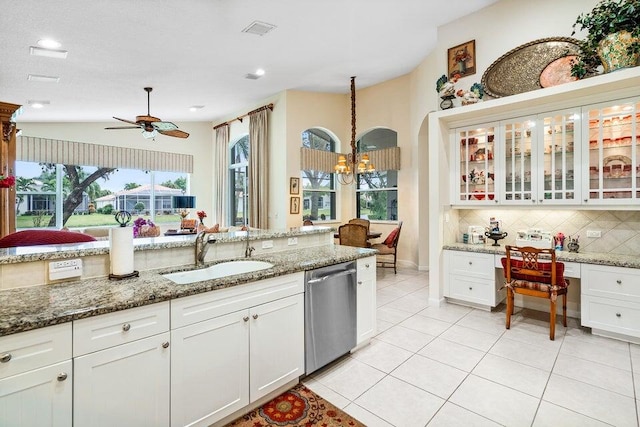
(582, 295), (640, 338)
(446, 250), (494, 280)
(0, 323), (72, 379)
(582, 264), (640, 302)
(449, 275), (494, 306)
(494, 256), (580, 279)
(73, 302), (170, 356)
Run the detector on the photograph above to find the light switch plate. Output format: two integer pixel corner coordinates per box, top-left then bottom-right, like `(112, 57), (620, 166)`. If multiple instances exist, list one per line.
(586, 230), (601, 238)
(261, 240), (274, 249)
(288, 237), (298, 246)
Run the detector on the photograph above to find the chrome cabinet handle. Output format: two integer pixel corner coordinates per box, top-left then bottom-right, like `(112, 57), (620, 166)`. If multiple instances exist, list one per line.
(365, 264), (370, 268)
(584, 199), (588, 203)
(122, 323), (131, 332)
(162, 341), (170, 349)
(616, 279), (622, 285)
(616, 313), (621, 318)
(0, 353), (11, 363)
(358, 281), (363, 285)
(539, 199), (543, 203)
(243, 316), (249, 322)
(57, 372), (68, 381)
(253, 314), (259, 320)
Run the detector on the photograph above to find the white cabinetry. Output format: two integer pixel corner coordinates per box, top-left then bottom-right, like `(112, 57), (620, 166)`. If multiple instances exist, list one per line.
(444, 250), (504, 308)
(581, 264), (640, 341)
(356, 256), (376, 346)
(73, 302), (171, 427)
(170, 273), (305, 427)
(453, 124), (498, 205)
(0, 324), (72, 427)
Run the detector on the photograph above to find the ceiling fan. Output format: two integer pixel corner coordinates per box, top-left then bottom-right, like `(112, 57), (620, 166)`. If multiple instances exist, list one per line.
(105, 87), (189, 139)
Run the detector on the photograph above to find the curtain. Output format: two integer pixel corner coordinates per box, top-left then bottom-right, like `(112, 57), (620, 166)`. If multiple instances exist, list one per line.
(249, 109), (268, 229)
(213, 125), (229, 227)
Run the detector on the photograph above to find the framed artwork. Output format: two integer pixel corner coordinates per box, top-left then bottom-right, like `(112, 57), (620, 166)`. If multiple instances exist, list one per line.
(290, 197), (300, 214)
(448, 40), (476, 78)
(289, 177), (300, 195)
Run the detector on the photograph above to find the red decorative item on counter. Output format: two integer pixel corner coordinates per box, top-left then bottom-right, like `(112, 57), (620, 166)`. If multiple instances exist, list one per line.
(196, 210), (207, 221)
(0, 175), (15, 188)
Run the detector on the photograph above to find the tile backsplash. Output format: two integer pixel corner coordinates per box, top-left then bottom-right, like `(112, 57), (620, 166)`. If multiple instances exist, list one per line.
(456, 209), (640, 256)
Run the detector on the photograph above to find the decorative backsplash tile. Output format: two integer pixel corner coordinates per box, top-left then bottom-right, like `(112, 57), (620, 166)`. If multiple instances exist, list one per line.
(457, 209), (640, 256)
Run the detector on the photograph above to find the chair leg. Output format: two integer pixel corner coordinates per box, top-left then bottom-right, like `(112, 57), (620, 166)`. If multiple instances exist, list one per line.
(506, 287), (513, 330)
(549, 297), (557, 341)
(562, 292), (568, 327)
(393, 252), (397, 274)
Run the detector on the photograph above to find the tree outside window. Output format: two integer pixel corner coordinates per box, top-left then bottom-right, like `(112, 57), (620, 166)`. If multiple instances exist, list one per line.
(301, 129), (336, 222)
(229, 135), (249, 226)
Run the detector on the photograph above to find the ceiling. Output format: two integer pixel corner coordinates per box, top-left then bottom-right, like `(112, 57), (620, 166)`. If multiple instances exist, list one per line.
(2, 0), (499, 124)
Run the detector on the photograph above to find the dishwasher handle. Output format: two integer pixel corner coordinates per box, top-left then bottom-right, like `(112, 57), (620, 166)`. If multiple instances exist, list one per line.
(307, 268), (357, 284)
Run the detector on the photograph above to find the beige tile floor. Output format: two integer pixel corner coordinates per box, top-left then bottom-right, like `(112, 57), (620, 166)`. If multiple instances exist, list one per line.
(302, 267), (640, 427)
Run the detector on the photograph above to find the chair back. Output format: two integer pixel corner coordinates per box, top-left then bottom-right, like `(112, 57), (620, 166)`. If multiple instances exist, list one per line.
(348, 218), (370, 231)
(303, 219), (314, 226)
(338, 223), (369, 248)
(504, 245), (559, 286)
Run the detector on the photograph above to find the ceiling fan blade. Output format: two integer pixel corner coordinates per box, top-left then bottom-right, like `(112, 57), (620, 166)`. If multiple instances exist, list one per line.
(158, 129), (189, 138)
(105, 126), (143, 130)
(113, 116), (141, 126)
(152, 121), (178, 131)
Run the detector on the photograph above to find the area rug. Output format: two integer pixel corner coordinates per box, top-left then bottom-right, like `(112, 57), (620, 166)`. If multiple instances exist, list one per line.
(224, 383), (365, 427)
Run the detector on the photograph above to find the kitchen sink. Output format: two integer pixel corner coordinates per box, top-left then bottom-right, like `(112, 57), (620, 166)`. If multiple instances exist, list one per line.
(163, 260), (274, 285)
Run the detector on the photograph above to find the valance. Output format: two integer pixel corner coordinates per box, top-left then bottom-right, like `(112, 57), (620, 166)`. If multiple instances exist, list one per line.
(301, 146), (400, 173)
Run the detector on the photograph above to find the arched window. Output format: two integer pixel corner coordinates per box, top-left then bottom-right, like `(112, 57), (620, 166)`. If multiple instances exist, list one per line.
(229, 135), (249, 226)
(301, 129), (337, 221)
(357, 128), (398, 220)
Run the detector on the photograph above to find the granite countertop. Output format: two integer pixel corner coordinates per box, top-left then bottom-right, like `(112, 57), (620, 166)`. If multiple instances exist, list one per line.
(0, 245), (375, 337)
(443, 243), (640, 269)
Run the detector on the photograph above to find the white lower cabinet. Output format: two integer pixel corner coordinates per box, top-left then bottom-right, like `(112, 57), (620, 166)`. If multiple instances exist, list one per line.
(170, 273), (305, 427)
(581, 264), (640, 339)
(444, 250), (504, 308)
(356, 256), (376, 345)
(0, 324), (72, 427)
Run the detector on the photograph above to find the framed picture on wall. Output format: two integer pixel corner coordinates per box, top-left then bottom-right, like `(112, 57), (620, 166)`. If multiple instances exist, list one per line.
(448, 40), (476, 78)
(290, 177), (300, 195)
(290, 197), (300, 214)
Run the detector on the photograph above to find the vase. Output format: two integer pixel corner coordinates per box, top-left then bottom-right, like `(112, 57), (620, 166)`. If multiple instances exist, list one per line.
(597, 30), (640, 73)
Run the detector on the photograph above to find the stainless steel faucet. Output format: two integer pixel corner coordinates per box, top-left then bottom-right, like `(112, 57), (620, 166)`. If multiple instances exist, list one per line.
(244, 229), (255, 258)
(195, 231), (217, 266)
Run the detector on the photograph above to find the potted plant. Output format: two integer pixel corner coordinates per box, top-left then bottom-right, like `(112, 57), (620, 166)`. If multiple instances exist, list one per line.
(571, 0), (640, 78)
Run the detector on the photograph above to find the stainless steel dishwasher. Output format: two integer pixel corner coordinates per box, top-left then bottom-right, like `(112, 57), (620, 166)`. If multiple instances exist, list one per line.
(304, 261), (357, 375)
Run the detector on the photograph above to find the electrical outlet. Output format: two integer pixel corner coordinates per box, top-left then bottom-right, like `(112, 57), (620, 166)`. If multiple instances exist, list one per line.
(288, 237), (298, 246)
(261, 240), (274, 249)
(586, 230), (601, 238)
(48, 258), (83, 281)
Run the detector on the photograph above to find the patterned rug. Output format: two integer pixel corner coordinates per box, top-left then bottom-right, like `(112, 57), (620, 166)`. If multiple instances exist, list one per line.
(224, 383), (365, 427)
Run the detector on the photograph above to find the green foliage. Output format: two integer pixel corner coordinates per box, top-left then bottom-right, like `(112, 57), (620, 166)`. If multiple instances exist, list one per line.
(134, 202), (145, 212)
(102, 204), (114, 215)
(571, 0), (640, 77)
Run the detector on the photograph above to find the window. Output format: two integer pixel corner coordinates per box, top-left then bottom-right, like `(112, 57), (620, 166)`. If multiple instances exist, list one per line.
(15, 161), (187, 229)
(229, 135), (249, 226)
(301, 129), (337, 221)
(357, 129), (398, 220)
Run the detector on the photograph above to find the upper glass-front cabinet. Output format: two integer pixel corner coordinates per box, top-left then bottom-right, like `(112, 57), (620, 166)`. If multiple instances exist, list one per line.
(454, 124), (497, 205)
(502, 117), (537, 204)
(584, 98), (640, 204)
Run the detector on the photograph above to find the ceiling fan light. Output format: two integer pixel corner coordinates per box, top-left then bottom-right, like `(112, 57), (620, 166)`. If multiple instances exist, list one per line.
(142, 129), (158, 139)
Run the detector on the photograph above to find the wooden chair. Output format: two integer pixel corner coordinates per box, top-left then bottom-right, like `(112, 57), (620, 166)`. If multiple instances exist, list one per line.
(348, 218), (370, 232)
(371, 221), (403, 274)
(338, 223), (369, 248)
(501, 245), (570, 340)
(303, 219), (314, 226)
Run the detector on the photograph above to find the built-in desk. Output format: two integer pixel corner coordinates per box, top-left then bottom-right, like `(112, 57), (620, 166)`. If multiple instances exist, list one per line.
(443, 244), (640, 344)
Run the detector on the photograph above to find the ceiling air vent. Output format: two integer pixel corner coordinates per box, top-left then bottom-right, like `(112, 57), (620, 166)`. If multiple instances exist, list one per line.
(245, 73), (261, 80)
(242, 21), (276, 36)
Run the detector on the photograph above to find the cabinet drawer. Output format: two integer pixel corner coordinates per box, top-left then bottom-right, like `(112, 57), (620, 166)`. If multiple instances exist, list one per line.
(447, 251), (494, 280)
(582, 295), (640, 338)
(582, 264), (640, 302)
(357, 257), (376, 280)
(448, 275), (494, 306)
(0, 323), (72, 379)
(73, 301), (170, 356)
(494, 256), (580, 279)
(171, 272), (304, 329)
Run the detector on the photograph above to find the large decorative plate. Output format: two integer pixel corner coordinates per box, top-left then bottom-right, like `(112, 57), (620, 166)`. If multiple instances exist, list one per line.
(481, 37), (581, 98)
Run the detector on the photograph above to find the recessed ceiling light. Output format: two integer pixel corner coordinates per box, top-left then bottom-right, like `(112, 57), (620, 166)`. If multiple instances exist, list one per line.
(29, 46), (68, 59)
(189, 105), (204, 112)
(28, 100), (50, 108)
(255, 68), (265, 76)
(28, 74), (60, 83)
(241, 21), (276, 36)
(37, 39), (61, 49)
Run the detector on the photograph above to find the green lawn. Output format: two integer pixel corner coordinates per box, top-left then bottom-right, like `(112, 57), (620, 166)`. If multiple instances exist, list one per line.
(17, 213), (182, 229)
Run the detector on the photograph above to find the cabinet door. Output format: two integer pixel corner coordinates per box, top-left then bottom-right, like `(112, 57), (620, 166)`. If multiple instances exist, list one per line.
(583, 97), (640, 205)
(0, 360), (72, 427)
(74, 333), (170, 427)
(537, 109), (581, 205)
(357, 257), (376, 345)
(501, 116), (537, 204)
(249, 293), (304, 402)
(171, 310), (249, 427)
(454, 124), (498, 205)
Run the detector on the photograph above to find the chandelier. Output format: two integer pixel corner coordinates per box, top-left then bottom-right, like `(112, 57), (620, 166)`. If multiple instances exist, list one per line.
(334, 76), (374, 185)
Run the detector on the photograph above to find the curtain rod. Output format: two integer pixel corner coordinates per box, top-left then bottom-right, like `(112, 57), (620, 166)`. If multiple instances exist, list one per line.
(213, 103), (274, 130)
